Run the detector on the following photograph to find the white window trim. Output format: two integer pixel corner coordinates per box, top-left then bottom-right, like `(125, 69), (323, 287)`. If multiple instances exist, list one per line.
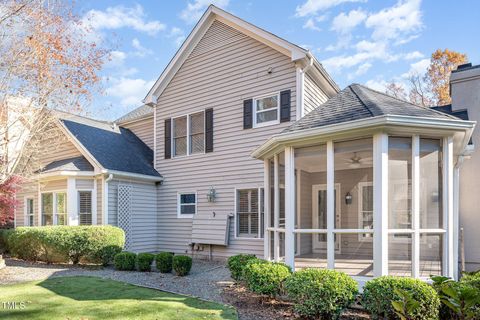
(234, 187), (264, 240)
(78, 189), (93, 225)
(24, 197), (34, 227)
(358, 182), (374, 242)
(40, 190), (68, 226)
(253, 92), (280, 128)
(177, 191), (197, 219)
(172, 111), (206, 158)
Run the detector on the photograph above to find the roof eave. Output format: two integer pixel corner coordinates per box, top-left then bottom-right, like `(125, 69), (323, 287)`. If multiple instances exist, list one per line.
(251, 115), (476, 159)
(101, 169), (163, 182)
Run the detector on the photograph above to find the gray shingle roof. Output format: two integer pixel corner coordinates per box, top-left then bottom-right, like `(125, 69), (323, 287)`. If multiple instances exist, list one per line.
(61, 118), (160, 177)
(40, 156), (94, 173)
(115, 105), (153, 124)
(284, 84), (458, 133)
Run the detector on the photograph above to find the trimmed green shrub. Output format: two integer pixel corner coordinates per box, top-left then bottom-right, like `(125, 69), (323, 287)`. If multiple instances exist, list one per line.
(6, 226), (124, 265)
(156, 252), (174, 273)
(285, 268), (358, 319)
(137, 253), (155, 272)
(243, 259), (292, 297)
(114, 251), (137, 271)
(172, 255), (192, 276)
(0, 229), (13, 253)
(362, 276), (440, 320)
(227, 254), (257, 281)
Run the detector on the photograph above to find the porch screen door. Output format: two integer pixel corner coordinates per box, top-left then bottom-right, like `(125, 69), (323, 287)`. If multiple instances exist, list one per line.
(312, 184), (340, 251)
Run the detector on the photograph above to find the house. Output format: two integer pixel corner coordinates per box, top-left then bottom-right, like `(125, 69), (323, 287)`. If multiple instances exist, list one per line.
(13, 5), (477, 283)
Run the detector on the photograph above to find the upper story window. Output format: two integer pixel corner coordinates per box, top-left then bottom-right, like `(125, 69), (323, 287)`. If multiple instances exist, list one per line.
(173, 111), (205, 157)
(254, 93), (280, 127)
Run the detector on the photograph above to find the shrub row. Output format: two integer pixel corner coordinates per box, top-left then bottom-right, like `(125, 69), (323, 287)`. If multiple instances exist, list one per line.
(113, 251), (192, 276)
(3, 226), (124, 265)
(227, 254), (461, 319)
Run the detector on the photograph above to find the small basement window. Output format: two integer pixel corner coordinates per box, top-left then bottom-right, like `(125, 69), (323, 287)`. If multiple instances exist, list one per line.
(254, 93), (279, 127)
(178, 192), (196, 218)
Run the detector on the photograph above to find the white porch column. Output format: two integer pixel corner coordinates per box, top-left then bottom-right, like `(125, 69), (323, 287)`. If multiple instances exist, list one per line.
(284, 146), (295, 269)
(67, 177), (78, 226)
(326, 140), (335, 269)
(92, 178), (98, 225)
(412, 135), (420, 278)
(264, 159), (271, 260)
(373, 133), (389, 276)
(444, 136), (454, 278)
(273, 153), (280, 261)
(453, 164), (460, 280)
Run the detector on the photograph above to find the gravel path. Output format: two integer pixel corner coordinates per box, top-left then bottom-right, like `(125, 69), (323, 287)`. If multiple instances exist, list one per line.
(0, 258), (233, 303)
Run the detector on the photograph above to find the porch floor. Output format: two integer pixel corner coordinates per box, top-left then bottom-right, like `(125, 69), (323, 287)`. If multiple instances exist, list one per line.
(295, 253), (442, 277)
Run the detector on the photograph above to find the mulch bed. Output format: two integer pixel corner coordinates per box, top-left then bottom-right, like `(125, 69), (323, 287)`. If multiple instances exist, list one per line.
(222, 283), (371, 320)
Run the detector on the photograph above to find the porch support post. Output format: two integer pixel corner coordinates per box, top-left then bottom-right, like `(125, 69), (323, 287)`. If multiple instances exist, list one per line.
(67, 177), (78, 226)
(326, 140), (335, 269)
(444, 136), (454, 278)
(264, 159), (271, 260)
(373, 133), (388, 276)
(274, 153), (280, 262)
(453, 164), (460, 280)
(412, 135), (420, 278)
(284, 146), (295, 269)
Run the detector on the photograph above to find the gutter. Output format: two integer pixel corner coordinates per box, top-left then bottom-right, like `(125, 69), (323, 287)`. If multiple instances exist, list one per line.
(101, 169), (164, 182)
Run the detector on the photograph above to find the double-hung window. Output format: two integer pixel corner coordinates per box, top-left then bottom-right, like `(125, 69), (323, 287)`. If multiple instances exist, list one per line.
(78, 191), (92, 225)
(178, 192), (196, 218)
(173, 111), (205, 157)
(253, 94), (279, 127)
(26, 198), (34, 226)
(236, 188), (264, 238)
(358, 182), (373, 241)
(41, 192), (67, 226)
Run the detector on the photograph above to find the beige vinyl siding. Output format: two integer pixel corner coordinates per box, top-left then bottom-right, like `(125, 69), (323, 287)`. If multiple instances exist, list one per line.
(304, 73), (328, 115)
(121, 117), (154, 150)
(97, 177), (103, 225)
(155, 19), (297, 258)
(108, 179), (157, 252)
(41, 179), (67, 192)
(75, 179), (94, 190)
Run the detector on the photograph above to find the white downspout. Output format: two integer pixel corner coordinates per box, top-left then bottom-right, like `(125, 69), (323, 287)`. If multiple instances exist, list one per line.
(296, 54), (314, 120)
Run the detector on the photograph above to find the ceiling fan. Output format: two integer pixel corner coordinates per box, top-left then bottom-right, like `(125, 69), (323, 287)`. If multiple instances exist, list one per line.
(344, 152), (372, 168)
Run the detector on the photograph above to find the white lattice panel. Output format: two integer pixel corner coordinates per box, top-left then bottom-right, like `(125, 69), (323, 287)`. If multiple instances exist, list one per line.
(118, 185), (132, 249)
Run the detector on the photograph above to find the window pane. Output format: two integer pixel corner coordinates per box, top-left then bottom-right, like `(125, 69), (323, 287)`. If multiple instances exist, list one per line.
(27, 199), (34, 214)
(180, 194), (195, 204)
(190, 133), (204, 154)
(388, 137), (412, 229)
(173, 116), (187, 137)
(420, 139), (443, 229)
(256, 109), (277, 124)
(56, 193), (66, 213)
(181, 204), (196, 214)
(389, 233), (412, 277)
(334, 138), (373, 229)
(174, 137), (187, 156)
(79, 191), (92, 225)
(189, 112), (204, 134)
(237, 189), (260, 238)
(190, 112), (205, 154)
(42, 193), (53, 226)
(256, 95), (278, 111)
(420, 233), (443, 277)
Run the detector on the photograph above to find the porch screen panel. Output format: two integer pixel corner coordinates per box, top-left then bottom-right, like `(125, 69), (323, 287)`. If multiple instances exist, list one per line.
(420, 233), (443, 277)
(389, 233), (412, 277)
(419, 139), (443, 229)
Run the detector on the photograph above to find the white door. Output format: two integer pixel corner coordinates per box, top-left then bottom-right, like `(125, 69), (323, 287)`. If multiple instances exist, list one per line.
(312, 184), (340, 252)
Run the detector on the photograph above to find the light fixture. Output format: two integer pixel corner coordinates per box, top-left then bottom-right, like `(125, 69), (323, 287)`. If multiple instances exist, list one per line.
(345, 192), (352, 205)
(206, 187), (217, 203)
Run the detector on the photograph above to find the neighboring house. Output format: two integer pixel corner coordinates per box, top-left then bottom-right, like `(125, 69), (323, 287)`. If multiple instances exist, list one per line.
(13, 5), (478, 284)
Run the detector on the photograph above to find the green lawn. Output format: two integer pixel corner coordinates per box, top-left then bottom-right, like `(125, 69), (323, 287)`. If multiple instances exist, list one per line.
(0, 276), (237, 320)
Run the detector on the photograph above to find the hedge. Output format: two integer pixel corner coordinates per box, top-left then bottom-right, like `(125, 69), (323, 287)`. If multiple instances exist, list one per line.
(5, 226), (124, 265)
(173, 255), (192, 276)
(227, 254), (257, 281)
(114, 251), (137, 271)
(156, 252), (174, 273)
(243, 259), (292, 297)
(285, 268), (358, 319)
(137, 253), (155, 272)
(362, 276), (440, 320)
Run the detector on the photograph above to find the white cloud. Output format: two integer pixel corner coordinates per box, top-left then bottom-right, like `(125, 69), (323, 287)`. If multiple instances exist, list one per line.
(83, 4), (166, 35)
(365, 0), (422, 42)
(106, 50), (127, 68)
(296, 0), (365, 17)
(106, 77), (155, 107)
(168, 27), (186, 48)
(331, 9), (366, 34)
(365, 78), (389, 92)
(402, 58), (430, 78)
(180, 0), (229, 24)
(351, 62), (372, 78)
(403, 51), (424, 60)
(131, 38), (153, 57)
(303, 14), (328, 31)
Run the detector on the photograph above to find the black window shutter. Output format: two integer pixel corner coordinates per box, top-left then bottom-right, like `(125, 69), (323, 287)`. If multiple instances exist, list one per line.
(205, 108), (213, 153)
(243, 99), (253, 129)
(280, 90), (291, 123)
(164, 118), (171, 159)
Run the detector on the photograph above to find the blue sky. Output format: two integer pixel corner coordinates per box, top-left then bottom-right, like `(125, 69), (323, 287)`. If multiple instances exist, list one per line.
(76, 0), (480, 120)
